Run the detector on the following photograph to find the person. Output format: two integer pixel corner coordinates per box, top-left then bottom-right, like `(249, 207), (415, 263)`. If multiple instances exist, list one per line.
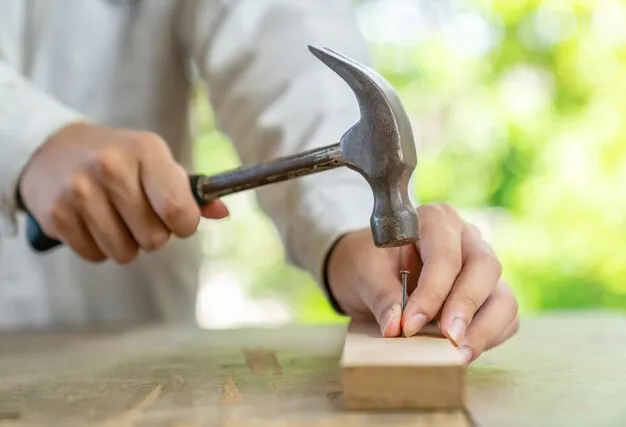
(0, 0), (518, 364)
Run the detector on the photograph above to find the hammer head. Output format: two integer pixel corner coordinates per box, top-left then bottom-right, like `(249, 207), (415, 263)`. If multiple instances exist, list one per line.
(308, 45), (420, 248)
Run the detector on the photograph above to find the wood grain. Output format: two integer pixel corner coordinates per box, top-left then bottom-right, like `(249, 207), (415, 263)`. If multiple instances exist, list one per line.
(0, 312), (625, 426)
(340, 321), (465, 410)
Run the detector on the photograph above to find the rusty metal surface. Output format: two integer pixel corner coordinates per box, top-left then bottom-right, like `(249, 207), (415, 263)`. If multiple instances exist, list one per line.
(194, 45), (420, 249)
(307, 46), (419, 248)
(27, 44), (420, 252)
(194, 144), (344, 200)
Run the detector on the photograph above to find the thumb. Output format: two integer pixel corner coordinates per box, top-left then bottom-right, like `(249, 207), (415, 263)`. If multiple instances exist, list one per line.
(200, 200), (230, 219)
(365, 287), (402, 337)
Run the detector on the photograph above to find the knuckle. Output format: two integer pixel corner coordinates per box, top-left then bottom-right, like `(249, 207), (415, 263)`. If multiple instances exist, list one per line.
(132, 132), (155, 151)
(468, 222), (482, 237)
(474, 249), (503, 278)
(178, 219), (200, 237)
(160, 198), (198, 236)
(49, 203), (70, 230)
(132, 132), (168, 155)
(435, 202), (459, 220)
(455, 294), (481, 316)
(427, 203), (464, 231)
(160, 196), (186, 225)
(495, 279), (513, 298)
(437, 245), (463, 273)
(93, 149), (124, 182)
(418, 203), (441, 218)
(418, 203), (462, 231)
(67, 173), (92, 203)
(415, 289), (448, 318)
(142, 230), (170, 251)
(495, 281), (519, 313)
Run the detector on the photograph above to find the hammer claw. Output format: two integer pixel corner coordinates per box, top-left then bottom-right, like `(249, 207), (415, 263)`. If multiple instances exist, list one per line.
(309, 45), (420, 248)
(25, 45), (420, 254)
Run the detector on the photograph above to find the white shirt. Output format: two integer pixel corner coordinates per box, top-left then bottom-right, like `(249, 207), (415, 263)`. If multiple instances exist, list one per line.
(0, 0), (377, 330)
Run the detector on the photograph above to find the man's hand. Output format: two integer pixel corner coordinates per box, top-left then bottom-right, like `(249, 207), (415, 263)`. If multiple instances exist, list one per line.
(326, 203), (519, 365)
(18, 122), (229, 263)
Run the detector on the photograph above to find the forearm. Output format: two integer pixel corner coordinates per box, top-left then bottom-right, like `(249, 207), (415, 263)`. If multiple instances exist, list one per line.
(0, 60), (86, 236)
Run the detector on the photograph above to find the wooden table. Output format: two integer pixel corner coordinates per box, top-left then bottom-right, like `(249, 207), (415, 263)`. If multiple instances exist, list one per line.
(0, 311), (625, 426)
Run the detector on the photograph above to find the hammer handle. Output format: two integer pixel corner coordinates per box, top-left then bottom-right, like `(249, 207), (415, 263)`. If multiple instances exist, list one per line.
(26, 143), (344, 252)
(26, 216), (61, 252)
(191, 143), (344, 203)
(26, 174), (212, 252)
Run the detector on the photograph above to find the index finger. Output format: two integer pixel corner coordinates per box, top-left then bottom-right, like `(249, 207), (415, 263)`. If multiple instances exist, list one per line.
(439, 225), (502, 345)
(139, 136), (202, 237)
(402, 205), (463, 337)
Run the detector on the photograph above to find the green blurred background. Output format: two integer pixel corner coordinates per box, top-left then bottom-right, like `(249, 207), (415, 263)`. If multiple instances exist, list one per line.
(191, 0), (626, 328)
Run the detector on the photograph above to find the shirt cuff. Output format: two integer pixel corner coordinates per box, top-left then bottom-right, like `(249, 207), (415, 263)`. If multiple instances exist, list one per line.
(322, 233), (348, 315)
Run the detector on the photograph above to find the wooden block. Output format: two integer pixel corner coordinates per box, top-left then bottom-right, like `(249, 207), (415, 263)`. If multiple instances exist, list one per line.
(340, 321), (465, 410)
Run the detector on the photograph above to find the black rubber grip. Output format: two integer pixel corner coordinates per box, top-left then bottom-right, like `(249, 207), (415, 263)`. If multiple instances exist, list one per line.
(26, 175), (208, 252)
(27, 214), (61, 252)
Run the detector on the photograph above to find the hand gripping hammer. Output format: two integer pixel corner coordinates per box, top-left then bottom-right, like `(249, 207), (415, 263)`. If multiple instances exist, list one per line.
(26, 46), (420, 252)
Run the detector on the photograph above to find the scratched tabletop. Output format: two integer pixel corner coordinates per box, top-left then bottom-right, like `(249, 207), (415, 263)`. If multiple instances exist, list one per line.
(0, 311), (625, 427)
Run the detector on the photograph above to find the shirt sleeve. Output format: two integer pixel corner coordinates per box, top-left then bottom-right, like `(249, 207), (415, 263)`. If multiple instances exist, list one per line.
(0, 60), (87, 237)
(176, 0), (379, 292)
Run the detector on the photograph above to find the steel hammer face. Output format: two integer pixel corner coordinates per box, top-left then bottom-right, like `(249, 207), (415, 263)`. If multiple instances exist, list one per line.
(308, 46), (420, 248)
(23, 44), (420, 254)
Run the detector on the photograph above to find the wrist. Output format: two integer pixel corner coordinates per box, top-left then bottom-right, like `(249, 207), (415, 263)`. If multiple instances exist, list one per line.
(322, 233), (348, 315)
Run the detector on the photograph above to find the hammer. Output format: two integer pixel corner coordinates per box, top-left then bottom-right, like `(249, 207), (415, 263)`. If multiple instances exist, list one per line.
(26, 45), (420, 252)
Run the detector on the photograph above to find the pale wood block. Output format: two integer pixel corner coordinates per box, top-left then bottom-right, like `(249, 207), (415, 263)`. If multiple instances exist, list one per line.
(340, 321), (466, 410)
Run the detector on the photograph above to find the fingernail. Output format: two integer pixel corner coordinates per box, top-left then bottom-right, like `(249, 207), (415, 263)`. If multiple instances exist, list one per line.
(381, 304), (402, 336)
(403, 313), (427, 337)
(458, 346), (473, 365)
(447, 317), (466, 345)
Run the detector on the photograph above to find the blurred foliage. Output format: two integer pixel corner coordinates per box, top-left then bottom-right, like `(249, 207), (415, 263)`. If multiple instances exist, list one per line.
(193, 0), (626, 322)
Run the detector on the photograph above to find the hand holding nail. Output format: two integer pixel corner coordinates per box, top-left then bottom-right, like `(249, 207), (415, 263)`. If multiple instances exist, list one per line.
(325, 203), (519, 366)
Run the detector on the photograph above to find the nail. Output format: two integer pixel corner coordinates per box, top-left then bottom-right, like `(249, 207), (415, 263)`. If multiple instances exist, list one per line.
(447, 317), (466, 346)
(458, 346), (473, 365)
(381, 304), (402, 336)
(403, 313), (427, 337)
